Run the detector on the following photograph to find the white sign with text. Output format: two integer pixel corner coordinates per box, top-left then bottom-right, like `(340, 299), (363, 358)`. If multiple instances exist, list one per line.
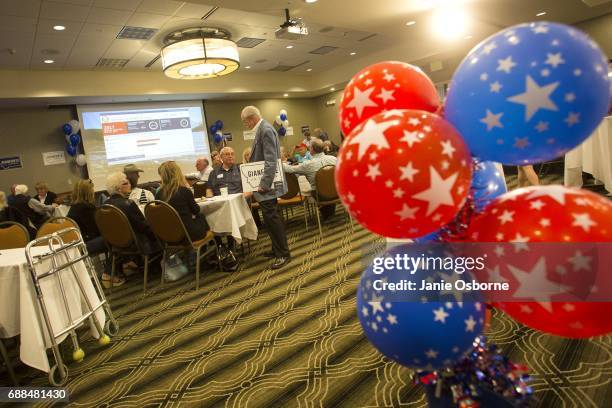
(239, 160), (284, 192)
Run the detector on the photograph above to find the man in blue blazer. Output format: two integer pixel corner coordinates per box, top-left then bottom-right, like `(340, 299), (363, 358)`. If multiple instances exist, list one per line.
(241, 105), (291, 269)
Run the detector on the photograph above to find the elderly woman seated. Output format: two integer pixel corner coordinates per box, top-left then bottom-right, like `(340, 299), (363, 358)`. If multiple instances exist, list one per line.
(105, 171), (160, 257)
(33, 181), (59, 205)
(12, 184), (56, 228)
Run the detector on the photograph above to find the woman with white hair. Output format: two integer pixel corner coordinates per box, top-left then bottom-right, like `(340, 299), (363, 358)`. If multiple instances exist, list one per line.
(11, 184), (56, 228)
(104, 172), (160, 255)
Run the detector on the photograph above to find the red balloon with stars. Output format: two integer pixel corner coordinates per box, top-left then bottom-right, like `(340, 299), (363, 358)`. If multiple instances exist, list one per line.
(339, 61), (440, 136)
(336, 109), (472, 238)
(467, 185), (612, 338)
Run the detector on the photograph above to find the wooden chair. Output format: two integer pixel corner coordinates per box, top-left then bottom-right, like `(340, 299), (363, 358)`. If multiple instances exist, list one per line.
(0, 221), (30, 249)
(144, 200), (220, 290)
(193, 182), (208, 199)
(94, 204), (161, 294)
(278, 173), (309, 229)
(312, 165), (345, 236)
(36, 217), (80, 245)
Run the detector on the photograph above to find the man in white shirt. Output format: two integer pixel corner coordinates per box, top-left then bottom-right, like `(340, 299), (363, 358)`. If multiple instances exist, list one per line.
(187, 157), (213, 181)
(124, 164), (154, 205)
(283, 138), (338, 220)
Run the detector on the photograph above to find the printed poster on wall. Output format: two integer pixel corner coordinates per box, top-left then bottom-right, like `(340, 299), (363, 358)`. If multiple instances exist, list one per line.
(286, 126), (294, 136)
(42, 151), (66, 166)
(223, 132), (233, 142)
(0, 156), (23, 170)
(301, 125), (310, 135)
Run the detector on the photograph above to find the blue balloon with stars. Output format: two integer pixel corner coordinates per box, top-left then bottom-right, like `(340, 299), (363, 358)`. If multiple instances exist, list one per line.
(357, 244), (485, 370)
(445, 22), (610, 165)
(471, 159), (506, 211)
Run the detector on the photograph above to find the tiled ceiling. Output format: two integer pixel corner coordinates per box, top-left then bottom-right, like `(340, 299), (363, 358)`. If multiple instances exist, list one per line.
(0, 0), (391, 73)
(0, 0), (610, 75)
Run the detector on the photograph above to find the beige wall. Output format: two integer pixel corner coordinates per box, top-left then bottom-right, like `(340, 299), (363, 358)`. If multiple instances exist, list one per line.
(204, 97), (322, 160)
(314, 90), (345, 144)
(0, 107), (82, 195)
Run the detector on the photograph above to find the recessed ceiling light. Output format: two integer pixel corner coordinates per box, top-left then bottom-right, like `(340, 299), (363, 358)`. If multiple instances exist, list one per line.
(44, 59), (54, 64)
(536, 11), (546, 17)
(350, 52), (356, 56)
(53, 25), (65, 31)
(406, 21), (416, 26)
(432, 7), (469, 40)
(306, 68), (312, 72)
(286, 45), (294, 49)
(245, 65), (251, 69)
(304, 0), (318, 3)
(330, 87), (335, 91)
(284, 93), (289, 97)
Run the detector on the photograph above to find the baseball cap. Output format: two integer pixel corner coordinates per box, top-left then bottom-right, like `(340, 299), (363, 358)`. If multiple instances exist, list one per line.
(123, 164), (143, 173)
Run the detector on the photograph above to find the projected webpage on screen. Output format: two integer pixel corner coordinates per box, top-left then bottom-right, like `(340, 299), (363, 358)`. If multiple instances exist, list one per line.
(77, 101), (210, 189)
(101, 109), (196, 164)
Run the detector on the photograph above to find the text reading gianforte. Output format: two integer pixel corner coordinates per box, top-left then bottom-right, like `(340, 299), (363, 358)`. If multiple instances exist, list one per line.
(372, 253), (487, 275)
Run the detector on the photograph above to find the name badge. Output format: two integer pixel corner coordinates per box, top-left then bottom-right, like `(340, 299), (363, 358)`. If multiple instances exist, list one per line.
(217, 174), (223, 178)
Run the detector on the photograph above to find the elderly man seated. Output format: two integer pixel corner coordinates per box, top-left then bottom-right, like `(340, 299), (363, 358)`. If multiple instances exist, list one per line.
(187, 157), (213, 182)
(205, 146), (243, 253)
(124, 164), (154, 205)
(12, 184), (56, 228)
(283, 138), (338, 221)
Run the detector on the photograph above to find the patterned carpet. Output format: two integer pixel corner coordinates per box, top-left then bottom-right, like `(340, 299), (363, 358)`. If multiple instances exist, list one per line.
(1, 205), (611, 408)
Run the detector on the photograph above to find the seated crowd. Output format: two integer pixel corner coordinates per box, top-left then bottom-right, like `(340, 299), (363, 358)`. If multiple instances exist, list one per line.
(0, 128), (341, 288)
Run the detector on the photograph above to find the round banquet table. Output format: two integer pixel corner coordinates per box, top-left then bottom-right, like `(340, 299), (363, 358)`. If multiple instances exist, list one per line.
(197, 193), (258, 244)
(0, 246), (105, 372)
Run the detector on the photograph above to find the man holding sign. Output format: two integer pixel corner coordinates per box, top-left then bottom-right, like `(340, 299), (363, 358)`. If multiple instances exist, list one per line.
(241, 105), (290, 269)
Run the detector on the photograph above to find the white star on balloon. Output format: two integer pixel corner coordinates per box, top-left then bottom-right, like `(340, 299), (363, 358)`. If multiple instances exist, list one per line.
(401, 130), (422, 147)
(507, 75), (559, 121)
(539, 218), (551, 227)
(568, 251), (591, 271)
(545, 52), (565, 68)
(498, 209), (514, 225)
(433, 307), (449, 323)
(440, 140), (456, 158)
(565, 112), (580, 126)
(392, 187), (405, 198)
(480, 109), (504, 131)
(535, 121), (549, 132)
(413, 167), (458, 215)
(490, 81), (502, 93)
(399, 162), (419, 182)
(464, 316), (477, 332)
(497, 56), (517, 73)
(507, 257), (571, 312)
(526, 185), (580, 205)
(376, 88), (395, 104)
(346, 192), (355, 203)
(532, 25), (549, 34)
(346, 86), (378, 118)
(487, 265), (508, 284)
(565, 93), (576, 102)
(572, 212), (596, 232)
(381, 109), (405, 119)
(369, 298), (385, 314)
(347, 118), (395, 160)
(530, 199), (545, 210)
(408, 117), (421, 126)
(383, 72), (395, 82)
(482, 42), (497, 55)
(395, 204), (418, 221)
(387, 314), (398, 324)
(425, 349), (439, 359)
(366, 163), (382, 181)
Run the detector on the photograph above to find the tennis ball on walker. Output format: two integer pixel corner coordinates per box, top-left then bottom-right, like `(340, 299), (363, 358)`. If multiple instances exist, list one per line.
(99, 335), (111, 345)
(73, 348), (85, 361)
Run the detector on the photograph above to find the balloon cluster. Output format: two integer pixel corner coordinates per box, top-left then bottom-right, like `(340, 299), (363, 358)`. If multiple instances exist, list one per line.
(416, 336), (533, 407)
(209, 119), (225, 144)
(336, 20), (611, 406)
(62, 119), (87, 167)
(274, 109), (290, 136)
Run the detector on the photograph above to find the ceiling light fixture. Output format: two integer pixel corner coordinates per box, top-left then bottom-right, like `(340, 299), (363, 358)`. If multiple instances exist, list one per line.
(330, 87), (335, 91)
(306, 68), (312, 71)
(53, 25), (66, 31)
(432, 7), (469, 40)
(350, 52), (356, 55)
(245, 65), (251, 69)
(286, 45), (294, 49)
(406, 21), (416, 26)
(161, 27), (239, 79)
(536, 11), (546, 17)
(44, 59), (54, 64)
(304, 0), (318, 3)
(284, 93), (289, 97)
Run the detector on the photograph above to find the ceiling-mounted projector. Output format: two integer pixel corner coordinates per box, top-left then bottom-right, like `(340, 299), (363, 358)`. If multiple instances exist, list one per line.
(275, 8), (309, 40)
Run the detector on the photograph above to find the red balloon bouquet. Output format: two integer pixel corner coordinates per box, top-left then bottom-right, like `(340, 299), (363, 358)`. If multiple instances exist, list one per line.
(339, 61), (440, 136)
(467, 185), (612, 338)
(336, 109), (472, 238)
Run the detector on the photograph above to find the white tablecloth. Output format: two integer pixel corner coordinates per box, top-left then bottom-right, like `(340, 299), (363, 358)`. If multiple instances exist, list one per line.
(197, 193), (258, 244)
(565, 116), (612, 192)
(0, 246), (105, 372)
